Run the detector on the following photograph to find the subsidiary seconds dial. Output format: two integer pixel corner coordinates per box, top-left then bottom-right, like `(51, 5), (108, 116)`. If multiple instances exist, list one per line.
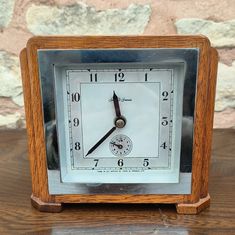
(109, 134), (133, 157)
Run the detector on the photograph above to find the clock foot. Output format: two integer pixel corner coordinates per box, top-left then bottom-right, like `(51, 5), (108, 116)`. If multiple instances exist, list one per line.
(176, 194), (210, 214)
(31, 194), (62, 212)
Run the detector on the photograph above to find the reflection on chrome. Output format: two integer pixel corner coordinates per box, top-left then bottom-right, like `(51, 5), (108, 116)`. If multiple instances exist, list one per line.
(38, 48), (198, 195)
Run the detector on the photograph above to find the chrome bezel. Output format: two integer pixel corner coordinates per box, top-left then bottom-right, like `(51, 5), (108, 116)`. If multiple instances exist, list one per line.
(38, 48), (198, 195)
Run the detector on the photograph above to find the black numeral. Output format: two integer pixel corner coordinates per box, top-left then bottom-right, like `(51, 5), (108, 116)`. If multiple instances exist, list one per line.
(118, 159), (124, 167)
(143, 158), (149, 167)
(71, 92), (80, 102)
(115, 72), (125, 82)
(145, 73), (148, 81)
(161, 117), (168, 126)
(162, 91), (169, 101)
(160, 142), (167, 149)
(73, 118), (79, 127)
(90, 73), (97, 82)
(75, 142), (81, 150)
(94, 159), (99, 167)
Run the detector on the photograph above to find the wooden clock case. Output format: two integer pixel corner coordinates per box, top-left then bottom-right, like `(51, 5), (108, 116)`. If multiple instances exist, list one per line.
(20, 36), (218, 214)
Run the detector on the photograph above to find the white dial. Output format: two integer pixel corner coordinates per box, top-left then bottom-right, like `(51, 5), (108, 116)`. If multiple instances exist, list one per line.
(56, 67), (183, 183)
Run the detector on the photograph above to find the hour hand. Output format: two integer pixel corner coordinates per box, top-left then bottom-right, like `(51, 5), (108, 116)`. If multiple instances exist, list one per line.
(86, 126), (116, 156)
(113, 91), (126, 129)
(113, 91), (121, 117)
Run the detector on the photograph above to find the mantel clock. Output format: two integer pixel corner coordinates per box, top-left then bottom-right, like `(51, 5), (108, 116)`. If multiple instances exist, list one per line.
(20, 36), (218, 214)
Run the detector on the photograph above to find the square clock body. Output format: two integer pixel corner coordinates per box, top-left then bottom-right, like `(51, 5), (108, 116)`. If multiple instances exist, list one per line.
(20, 36), (218, 214)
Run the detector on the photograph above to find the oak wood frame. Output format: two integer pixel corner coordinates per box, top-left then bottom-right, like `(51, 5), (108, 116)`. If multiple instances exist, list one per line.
(20, 36), (218, 214)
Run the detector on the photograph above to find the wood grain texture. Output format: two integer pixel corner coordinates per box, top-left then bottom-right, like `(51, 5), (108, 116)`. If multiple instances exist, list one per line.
(183, 37), (211, 204)
(20, 49), (36, 193)
(21, 36), (217, 211)
(55, 194), (184, 204)
(31, 194), (62, 212)
(26, 35), (210, 50)
(176, 194), (210, 214)
(200, 48), (218, 198)
(0, 129), (234, 234)
(25, 44), (54, 203)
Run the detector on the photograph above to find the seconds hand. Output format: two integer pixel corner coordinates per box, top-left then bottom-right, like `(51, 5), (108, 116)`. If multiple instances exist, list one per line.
(85, 126), (116, 156)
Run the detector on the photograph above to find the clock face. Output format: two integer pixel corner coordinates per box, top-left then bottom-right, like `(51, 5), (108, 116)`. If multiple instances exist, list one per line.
(55, 66), (183, 184)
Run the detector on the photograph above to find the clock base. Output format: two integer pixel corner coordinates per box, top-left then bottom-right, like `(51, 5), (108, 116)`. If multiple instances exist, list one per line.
(176, 194), (210, 214)
(30, 193), (210, 214)
(31, 194), (62, 213)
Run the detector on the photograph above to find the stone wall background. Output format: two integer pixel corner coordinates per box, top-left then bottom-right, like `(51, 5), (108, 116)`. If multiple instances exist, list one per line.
(0, 0), (234, 129)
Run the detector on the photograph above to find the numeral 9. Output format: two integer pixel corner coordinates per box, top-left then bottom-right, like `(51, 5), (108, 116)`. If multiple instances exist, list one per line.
(73, 118), (79, 127)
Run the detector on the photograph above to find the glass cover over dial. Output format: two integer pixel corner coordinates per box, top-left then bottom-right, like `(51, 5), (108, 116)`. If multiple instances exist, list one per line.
(55, 67), (183, 184)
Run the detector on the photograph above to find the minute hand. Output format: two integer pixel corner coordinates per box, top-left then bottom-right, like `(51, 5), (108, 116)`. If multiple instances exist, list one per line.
(85, 126), (116, 156)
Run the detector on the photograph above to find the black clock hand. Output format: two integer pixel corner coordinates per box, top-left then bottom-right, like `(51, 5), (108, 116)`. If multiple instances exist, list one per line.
(113, 91), (127, 128)
(86, 126), (116, 156)
(110, 142), (123, 149)
(113, 91), (121, 117)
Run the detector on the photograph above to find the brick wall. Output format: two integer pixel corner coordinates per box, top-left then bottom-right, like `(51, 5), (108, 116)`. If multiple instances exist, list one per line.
(0, 0), (234, 128)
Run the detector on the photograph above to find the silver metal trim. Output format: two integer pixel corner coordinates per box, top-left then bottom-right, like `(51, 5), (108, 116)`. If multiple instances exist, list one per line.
(48, 171), (192, 195)
(37, 48), (199, 195)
